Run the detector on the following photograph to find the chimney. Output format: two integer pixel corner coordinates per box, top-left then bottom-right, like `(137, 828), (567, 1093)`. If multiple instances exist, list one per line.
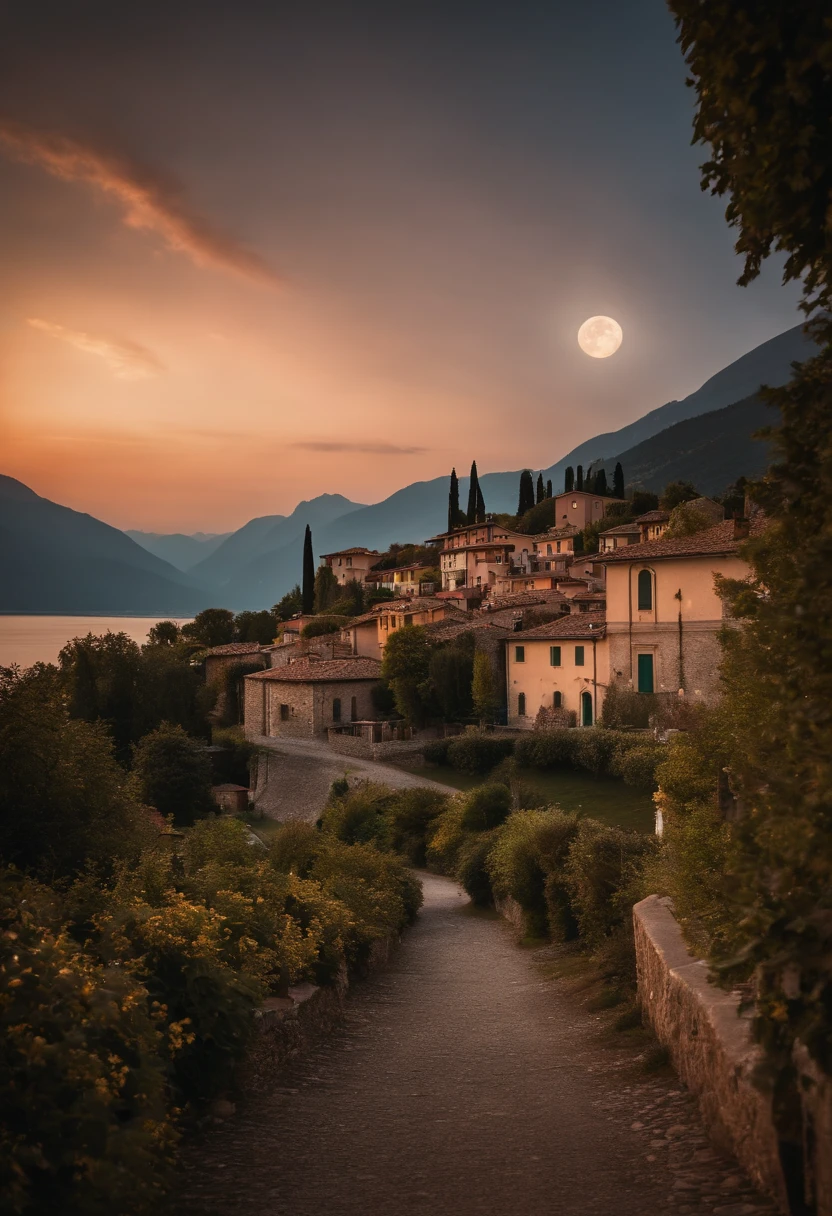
(733, 515), (750, 540)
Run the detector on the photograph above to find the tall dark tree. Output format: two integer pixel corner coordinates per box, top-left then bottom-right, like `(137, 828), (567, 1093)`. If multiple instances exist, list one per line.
(576, 465), (584, 491)
(546, 479), (553, 499)
(564, 467), (574, 493)
(612, 462), (625, 498)
(536, 473), (545, 504)
(448, 467), (460, 532)
(301, 525), (315, 614)
(466, 461), (480, 524)
(475, 481), (486, 523)
(517, 470), (535, 516)
(593, 469), (608, 496)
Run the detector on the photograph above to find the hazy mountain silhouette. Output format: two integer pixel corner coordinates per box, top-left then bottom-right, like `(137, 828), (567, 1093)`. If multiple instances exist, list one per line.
(125, 530), (231, 571)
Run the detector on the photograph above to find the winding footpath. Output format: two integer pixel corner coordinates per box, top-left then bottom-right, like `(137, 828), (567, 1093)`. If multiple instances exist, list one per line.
(177, 873), (776, 1216)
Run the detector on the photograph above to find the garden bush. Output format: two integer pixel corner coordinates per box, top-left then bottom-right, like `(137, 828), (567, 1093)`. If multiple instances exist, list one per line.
(609, 742), (663, 790)
(386, 787), (450, 865)
(269, 820), (321, 877)
(487, 809), (580, 938)
(311, 839), (422, 956)
(513, 729), (574, 769)
(445, 733), (515, 774)
(425, 799), (468, 873)
(456, 830), (499, 906)
(421, 738), (451, 765)
(300, 615), (349, 638)
(320, 781), (396, 848)
(563, 820), (655, 948)
(459, 782), (512, 832)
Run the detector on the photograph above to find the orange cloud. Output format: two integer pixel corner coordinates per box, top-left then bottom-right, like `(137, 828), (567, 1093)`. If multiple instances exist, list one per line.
(0, 119), (279, 285)
(27, 318), (164, 380)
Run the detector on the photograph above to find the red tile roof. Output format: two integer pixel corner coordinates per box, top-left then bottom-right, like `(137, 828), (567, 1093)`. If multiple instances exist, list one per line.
(204, 642), (265, 656)
(599, 522), (641, 536)
(320, 547), (380, 558)
(511, 612), (607, 641)
(599, 517), (764, 564)
(245, 658), (383, 683)
(634, 509), (670, 523)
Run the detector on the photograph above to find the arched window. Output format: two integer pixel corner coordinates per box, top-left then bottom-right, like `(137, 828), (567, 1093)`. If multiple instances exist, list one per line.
(554, 691), (562, 708)
(581, 690), (593, 726)
(637, 568), (653, 611)
(332, 697), (342, 722)
(518, 692), (526, 717)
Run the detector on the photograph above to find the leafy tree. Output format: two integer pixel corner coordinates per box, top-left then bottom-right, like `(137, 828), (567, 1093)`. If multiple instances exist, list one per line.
(313, 564), (339, 613)
(517, 469), (535, 516)
(381, 626), (435, 727)
(564, 466), (574, 493)
(338, 578), (365, 616)
(472, 650), (499, 723)
(429, 637), (475, 722)
(664, 501), (713, 538)
(546, 479), (553, 499)
(182, 608), (235, 648)
(593, 468), (608, 496)
(60, 633), (143, 763)
(576, 464), (584, 491)
(630, 490), (659, 516)
(612, 462), (625, 499)
(516, 498), (557, 536)
(466, 461), (485, 524)
(147, 621), (181, 646)
(131, 723), (215, 828)
(301, 525), (315, 614)
(719, 476), (748, 518)
(233, 610), (276, 644)
(475, 480), (486, 523)
(273, 585), (302, 621)
(536, 472), (545, 504)
(448, 467), (461, 531)
(660, 481), (699, 510)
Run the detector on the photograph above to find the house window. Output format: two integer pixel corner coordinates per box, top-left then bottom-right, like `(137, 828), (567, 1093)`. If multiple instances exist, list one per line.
(518, 692), (526, 716)
(351, 696), (358, 721)
(556, 541), (561, 553)
(637, 653), (655, 694)
(637, 569), (653, 611)
(550, 646), (561, 667)
(547, 544), (552, 555)
(572, 500), (578, 508)
(575, 645), (585, 666)
(496, 554), (502, 564)
(581, 690), (593, 726)
(554, 691), (562, 708)
(332, 698), (342, 722)
(280, 703), (290, 721)
(515, 645), (525, 663)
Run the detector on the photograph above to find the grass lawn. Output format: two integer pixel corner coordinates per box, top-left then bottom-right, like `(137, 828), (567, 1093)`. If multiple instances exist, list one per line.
(391, 762), (656, 833)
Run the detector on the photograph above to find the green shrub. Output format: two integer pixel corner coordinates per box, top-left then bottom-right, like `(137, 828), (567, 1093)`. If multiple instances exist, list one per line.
(387, 787), (450, 865)
(320, 781), (396, 848)
(445, 733), (515, 774)
(600, 682), (655, 729)
(269, 820), (321, 877)
(131, 723), (215, 827)
(300, 615), (349, 638)
(459, 782), (512, 832)
(425, 799), (468, 873)
(456, 830), (499, 906)
(571, 728), (621, 776)
(610, 743), (663, 790)
(0, 871), (174, 1216)
(563, 820), (655, 948)
(514, 729), (574, 769)
(487, 809), (580, 937)
(422, 738), (451, 764)
(311, 839), (422, 952)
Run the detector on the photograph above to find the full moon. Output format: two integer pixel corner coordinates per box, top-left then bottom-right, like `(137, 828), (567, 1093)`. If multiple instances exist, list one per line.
(578, 315), (623, 359)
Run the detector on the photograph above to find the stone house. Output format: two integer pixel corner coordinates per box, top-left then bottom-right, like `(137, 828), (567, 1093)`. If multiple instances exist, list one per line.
(553, 489), (619, 531)
(506, 613), (608, 729)
(343, 597), (468, 660)
(599, 517), (759, 703)
(202, 641), (267, 686)
(320, 547), (381, 589)
(243, 657), (383, 739)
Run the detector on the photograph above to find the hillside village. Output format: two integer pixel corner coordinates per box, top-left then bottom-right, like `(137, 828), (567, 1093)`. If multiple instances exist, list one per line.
(199, 465), (759, 749)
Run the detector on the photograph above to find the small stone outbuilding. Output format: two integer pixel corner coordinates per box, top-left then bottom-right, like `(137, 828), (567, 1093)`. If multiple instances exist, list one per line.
(243, 657), (384, 740)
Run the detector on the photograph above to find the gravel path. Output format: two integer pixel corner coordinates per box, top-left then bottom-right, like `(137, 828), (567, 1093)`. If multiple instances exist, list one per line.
(249, 735), (457, 823)
(176, 873), (777, 1216)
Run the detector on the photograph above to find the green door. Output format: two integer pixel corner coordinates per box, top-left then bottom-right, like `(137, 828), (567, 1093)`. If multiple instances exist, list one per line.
(637, 653), (655, 694)
(581, 690), (593, 726)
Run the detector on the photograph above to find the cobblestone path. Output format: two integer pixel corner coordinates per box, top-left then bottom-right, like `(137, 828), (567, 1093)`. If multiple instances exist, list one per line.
(176, 873), (778, 1216)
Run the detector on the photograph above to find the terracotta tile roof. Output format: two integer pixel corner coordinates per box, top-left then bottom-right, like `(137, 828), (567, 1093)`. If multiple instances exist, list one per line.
(365, 563), (429, 578)
(204, 642), (265, 656)
(599, 517), (764, 563)
(343, 611), (379, 629)
(634, 509), (670, 523)
(423, 618), (510, 642)
(245, 658), (383, 683)
(483, 590), (568, 611)
(511, 612), (607, 641)
(572, 590), (606, 601)
(320, 547), (380, 558)
(599, 522), (641, 536)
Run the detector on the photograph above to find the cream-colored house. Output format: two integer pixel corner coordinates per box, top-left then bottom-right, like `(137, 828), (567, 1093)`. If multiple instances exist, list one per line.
(599, 522), (641, 552)
(343, 597), (468, 660)
(599, 517), (756, 703)
(363, 563), (432, 597)
(320, 547), (381, 588)
(426, 522), (537, 594)
(506, 613), (608, 729)
(553, 490), (619, 531)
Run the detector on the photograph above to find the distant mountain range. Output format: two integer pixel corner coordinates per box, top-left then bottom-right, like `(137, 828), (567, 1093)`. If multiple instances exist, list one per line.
(0, 321), (814, 614)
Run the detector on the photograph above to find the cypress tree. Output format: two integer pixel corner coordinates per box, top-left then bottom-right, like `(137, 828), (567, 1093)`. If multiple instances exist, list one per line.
(576, 465), (584, 491)
(475, 482), (486, 523)
(517, 469), (535, 516)
(564, 467), (574, 493)
(612, 461), (625, 498)
(448, 467), (460, 532)
(466, 461), (480, 523)
(301, 525), (315, 614)
(536, 473), (545, 504)
(546, 479), (553, 499)
(593, 468), (608, 496)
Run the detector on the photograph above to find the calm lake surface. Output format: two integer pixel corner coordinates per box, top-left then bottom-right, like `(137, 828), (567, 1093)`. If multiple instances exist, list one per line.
(0, 616), (193, 668)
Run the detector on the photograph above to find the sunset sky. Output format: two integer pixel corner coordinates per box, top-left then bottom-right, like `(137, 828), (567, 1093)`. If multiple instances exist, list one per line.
(0, 0), (802, 534)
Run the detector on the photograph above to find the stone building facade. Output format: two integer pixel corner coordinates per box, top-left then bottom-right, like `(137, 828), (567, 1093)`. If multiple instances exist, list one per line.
(243, 657), (383, 740)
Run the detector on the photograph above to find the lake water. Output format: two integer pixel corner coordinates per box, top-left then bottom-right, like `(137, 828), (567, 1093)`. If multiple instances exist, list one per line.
(0, 616), (194, 668)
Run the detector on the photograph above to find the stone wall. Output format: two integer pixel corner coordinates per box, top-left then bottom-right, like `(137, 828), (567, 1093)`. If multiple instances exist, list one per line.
(607, 622), (727, 704)
(633, 896), (787, 1209)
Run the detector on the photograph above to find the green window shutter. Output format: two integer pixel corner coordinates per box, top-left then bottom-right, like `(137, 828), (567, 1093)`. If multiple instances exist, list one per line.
(550, 645), (561, 667)
(637, 569), (653, 611)
(637, 653), (655, 694)
(515, 645), (525, 662)
(574, 645), (585, 666)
